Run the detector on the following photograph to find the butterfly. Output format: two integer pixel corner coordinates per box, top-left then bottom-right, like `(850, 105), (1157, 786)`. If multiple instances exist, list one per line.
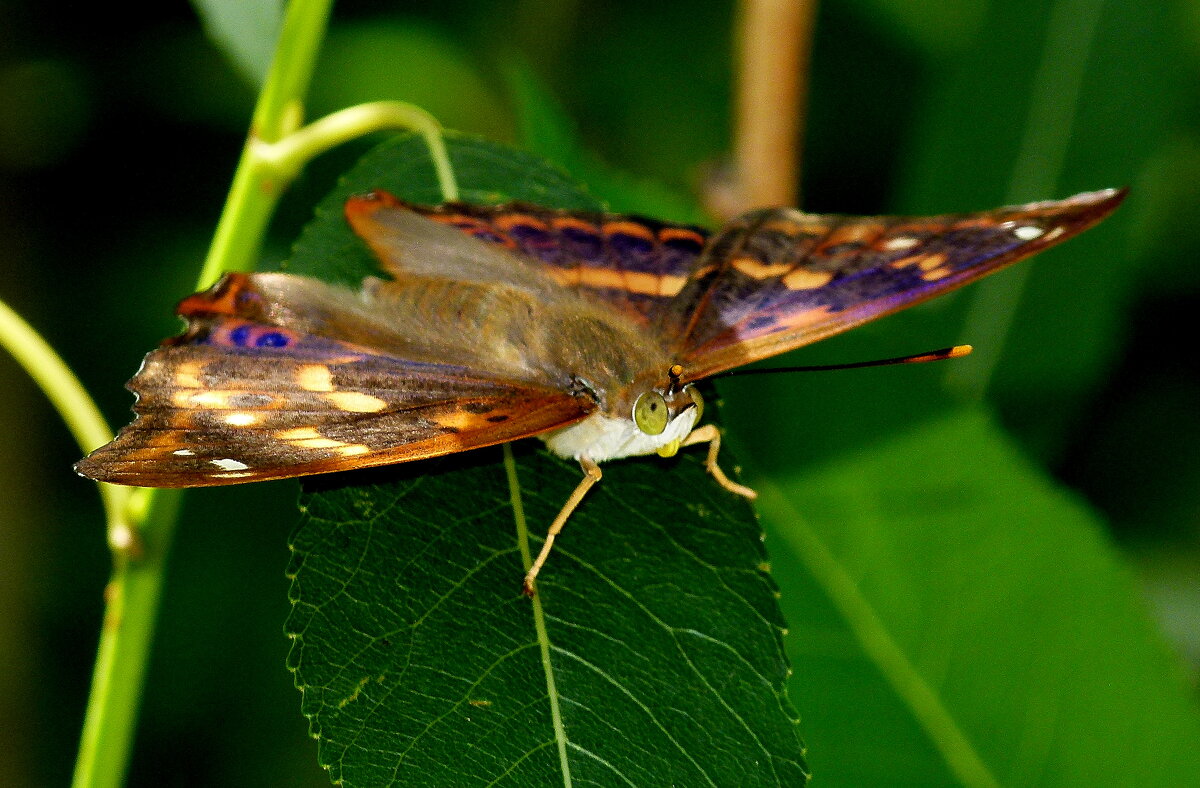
(76, 187), (1126, 592)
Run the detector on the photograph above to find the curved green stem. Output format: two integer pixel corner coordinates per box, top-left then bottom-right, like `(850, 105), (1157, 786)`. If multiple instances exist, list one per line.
(0, 298), (132, 548)
(200, 98), (459, 287)
(200, 101), (459, 287)
(258, 101), (459, 201)
(71, 0), (462, 782)
(73, 0), (338, 785)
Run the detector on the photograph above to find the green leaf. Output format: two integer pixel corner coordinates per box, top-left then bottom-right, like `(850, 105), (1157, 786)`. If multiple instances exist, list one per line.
(503, 61), (709, 224)
(737, 405), (1200, 785)
(190, 0), (282, 87)
(283, 134), (808, 786)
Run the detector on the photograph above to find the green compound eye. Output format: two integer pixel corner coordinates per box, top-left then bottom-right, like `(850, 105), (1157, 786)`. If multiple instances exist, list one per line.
(633, 391), (669, 435)
(686, 385), (704, 423)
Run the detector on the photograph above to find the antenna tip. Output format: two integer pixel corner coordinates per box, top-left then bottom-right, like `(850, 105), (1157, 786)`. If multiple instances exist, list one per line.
(903, 345), (973, 364)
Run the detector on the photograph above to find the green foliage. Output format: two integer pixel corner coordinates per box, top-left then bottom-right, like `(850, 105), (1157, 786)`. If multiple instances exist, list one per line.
(504, 61), (710, 224)
(752, 407), (1200, 785)
(896, 0), (1179, 457)
(8, 0), (1200, 785)
(284, 135), (807, 785)
(190, 0), (283, 86)
(310, 21), (512, 141)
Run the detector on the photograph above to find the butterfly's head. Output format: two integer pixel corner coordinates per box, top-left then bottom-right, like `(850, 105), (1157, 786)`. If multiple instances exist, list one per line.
(629, 365), (705, 459)
(546, 366), (704, 463)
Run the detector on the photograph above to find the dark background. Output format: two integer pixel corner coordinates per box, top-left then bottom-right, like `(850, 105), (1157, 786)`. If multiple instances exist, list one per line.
(1, 0), (1197, 784)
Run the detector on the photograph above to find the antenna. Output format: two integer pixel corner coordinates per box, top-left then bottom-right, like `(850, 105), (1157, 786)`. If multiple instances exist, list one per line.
(715, 345), (973, 378)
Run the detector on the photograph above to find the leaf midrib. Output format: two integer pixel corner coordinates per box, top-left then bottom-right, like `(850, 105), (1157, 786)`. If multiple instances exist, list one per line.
(503, 444), (573, 788)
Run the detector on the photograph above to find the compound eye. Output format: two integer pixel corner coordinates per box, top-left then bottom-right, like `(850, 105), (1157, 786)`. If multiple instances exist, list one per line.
(633, 391), (669, 435)
(685, 385), (704, 423)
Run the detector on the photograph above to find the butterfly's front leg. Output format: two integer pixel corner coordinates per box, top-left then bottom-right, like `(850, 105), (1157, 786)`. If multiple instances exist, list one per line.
(681, 425), (757, 500)
(523, 456), (602, 596)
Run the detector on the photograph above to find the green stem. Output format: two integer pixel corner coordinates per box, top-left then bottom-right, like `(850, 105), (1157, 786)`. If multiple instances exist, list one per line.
(73, 0), (337, 785)
(259, 101), (459, 201)
(0, 299), (128, 539)
(199, 107), (459, 289)
(197, 0), (337, 288)
(72, 0), (461, 782)
(72, 489), (182, 788)
(503, 444), (573, 786)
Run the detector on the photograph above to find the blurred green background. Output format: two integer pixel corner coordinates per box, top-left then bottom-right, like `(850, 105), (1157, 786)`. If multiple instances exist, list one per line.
(1, 0), (1198, 784)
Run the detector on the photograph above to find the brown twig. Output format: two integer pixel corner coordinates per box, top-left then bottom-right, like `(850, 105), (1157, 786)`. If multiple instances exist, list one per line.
(710, 0), (818, 218)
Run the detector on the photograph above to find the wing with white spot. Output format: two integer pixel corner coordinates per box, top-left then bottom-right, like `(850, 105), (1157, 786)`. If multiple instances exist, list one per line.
(75, 277), (593, 487)
(666, 189), (1127, 379)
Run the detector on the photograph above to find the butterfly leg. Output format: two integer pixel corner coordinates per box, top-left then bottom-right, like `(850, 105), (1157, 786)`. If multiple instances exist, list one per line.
(523, 456), (602, 596)
(681, 424), (757, 499)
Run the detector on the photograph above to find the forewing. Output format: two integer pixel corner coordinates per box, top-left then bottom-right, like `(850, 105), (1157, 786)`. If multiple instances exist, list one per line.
(346, 191), (711, 327)
(669, 189), (1127, 379)
(76, 312), (592, 487)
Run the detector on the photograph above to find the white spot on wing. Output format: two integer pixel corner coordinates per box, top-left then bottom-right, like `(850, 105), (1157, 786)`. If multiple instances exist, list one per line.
(174, 360), (204, 388)
(210, 458), (249, 471)
(173, 449), (195, 456)
(186, 391), (232, 408)
(882, 236), (920, 251)
(1013, 225), (1045, 240)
